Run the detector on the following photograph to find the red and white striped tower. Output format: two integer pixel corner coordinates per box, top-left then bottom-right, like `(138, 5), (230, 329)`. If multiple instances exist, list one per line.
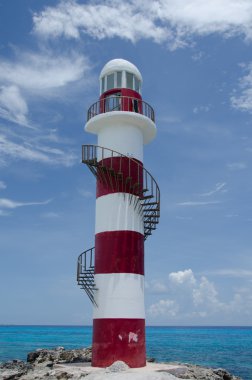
(77, 59), (160, 368)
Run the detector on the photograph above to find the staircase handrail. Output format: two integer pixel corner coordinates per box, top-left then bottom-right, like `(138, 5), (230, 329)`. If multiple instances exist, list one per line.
(82, 145), (160, 239)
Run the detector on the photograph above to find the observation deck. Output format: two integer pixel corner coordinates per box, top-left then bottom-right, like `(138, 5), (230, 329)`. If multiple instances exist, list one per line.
(87, 95), (155, 123)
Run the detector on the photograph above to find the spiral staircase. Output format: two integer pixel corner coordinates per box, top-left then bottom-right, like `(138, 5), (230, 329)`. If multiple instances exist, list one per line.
(77, 144), (160, 305)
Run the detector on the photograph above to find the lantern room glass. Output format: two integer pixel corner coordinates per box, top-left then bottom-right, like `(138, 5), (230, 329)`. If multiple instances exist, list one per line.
(116, 71), (122, 88)
(126, 72), (134, 90)
(101, 70), (141, 93)
(107, 73), (114, 90)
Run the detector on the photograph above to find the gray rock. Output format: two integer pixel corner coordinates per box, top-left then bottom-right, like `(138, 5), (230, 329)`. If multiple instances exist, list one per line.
(27, 351), (41, 363)
(164, 363), (242, 380)
(27, 347), (92, 365)
(106, 360), (129, 372)
(0, 359), (32, 380)
(0, 348), (243, 380)
(147, 357), (156, 363)
(213, 368), (240, 380)
(53, 370), (73, 379)
(45, 361), (54, 368)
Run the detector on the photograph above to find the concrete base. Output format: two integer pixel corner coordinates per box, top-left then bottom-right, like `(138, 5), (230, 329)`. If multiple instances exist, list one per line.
(55, 362), (187, 379)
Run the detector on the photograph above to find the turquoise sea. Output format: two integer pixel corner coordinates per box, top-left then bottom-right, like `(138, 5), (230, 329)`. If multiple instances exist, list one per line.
(0, 326), (251, 380)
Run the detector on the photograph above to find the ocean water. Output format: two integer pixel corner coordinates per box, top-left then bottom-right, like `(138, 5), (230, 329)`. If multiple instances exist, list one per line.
(0, 326), (251, 380)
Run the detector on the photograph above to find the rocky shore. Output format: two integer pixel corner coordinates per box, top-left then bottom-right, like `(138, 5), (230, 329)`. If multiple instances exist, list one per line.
(0, 347), (242, 380)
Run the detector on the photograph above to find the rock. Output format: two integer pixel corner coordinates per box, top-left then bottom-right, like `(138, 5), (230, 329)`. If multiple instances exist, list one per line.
(213, 368), (240, 380)
(1, 348), (243, 380)
(0, 360), (32, 379)
(46, 361), (54, 368)
(27, 350), (40, 363)
(164, 366), (189, 378)
(55, 370), (73, 379)
(55, 347), (65, 351)
(106, 360), (129, 372)
(166, 363), (242, 380)
(27, 347), (92, 365)
(147, 357), (156, 363)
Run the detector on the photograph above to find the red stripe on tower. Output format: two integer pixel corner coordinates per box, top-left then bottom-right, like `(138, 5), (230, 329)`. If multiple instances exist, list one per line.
(95, 230), (144, 274)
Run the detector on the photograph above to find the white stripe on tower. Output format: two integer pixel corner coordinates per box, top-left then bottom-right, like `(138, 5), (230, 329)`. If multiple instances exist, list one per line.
(93, 273), (145, 319)
(95, 193), (144, 235)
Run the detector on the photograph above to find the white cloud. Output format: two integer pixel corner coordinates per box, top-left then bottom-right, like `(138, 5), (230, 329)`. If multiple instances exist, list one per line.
(0, 198), (51, 209)
(193, 105), (211, 114)
(149, 299), (178, 317)
(199, 182), (226, 197)
(203, 269), (252, 278)
(147, 280), (168, 294)
(0, 181), (6, 190)
(0, 133), (78, 167)
(169, 269), (196, 286)
(192, 276), (221, 307)
(33, 0), (168, 44)
(147, 269), (252, 323)
(0, 48), (90, 128)
(227, 162), (247, 170)
(176, 200), (220, 206)
(33, 0), (252, 49)
(225, 213), (239, 218)
(0, 50), (88, 94)
(0, 49), (84, 165)
(0, 85), (29, 127)
(231, 62), (252, 112)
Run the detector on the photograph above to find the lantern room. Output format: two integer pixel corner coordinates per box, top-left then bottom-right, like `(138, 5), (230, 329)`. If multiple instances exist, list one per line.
(99, 59), (143, 113)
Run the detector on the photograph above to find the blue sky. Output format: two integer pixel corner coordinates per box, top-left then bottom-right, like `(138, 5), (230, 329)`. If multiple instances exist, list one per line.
(0, 0), (252, 326)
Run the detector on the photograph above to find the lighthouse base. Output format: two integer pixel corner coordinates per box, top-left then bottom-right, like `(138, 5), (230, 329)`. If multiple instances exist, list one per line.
(92, 318), (146, 368)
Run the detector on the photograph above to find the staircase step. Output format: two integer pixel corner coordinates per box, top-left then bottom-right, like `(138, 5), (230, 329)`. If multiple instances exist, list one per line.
(142, 201), (159, 206)
(140, 195), (154, 200)
(78, 279), (94, 283)
(78, 269), (94, 273)
(87, 159), (98, 166)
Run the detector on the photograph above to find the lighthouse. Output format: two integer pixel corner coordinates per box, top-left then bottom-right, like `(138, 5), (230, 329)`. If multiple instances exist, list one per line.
(77, 59), (160, 368)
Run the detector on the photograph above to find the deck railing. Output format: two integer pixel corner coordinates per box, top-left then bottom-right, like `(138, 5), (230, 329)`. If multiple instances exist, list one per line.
(87, 96), (155, 122)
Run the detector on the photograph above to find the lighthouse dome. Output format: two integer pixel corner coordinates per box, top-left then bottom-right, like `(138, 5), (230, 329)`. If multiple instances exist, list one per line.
(99, 59), (142, 94)
(100, 59), (142, 82)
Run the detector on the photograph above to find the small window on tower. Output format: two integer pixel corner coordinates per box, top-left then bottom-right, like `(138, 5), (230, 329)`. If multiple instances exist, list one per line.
(126, 72), (134, 89)
(117, 71), (122, 88)
(101, 77), (105, 93)
(134, 76), (140, 93)
(107, 73), (114, 90)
